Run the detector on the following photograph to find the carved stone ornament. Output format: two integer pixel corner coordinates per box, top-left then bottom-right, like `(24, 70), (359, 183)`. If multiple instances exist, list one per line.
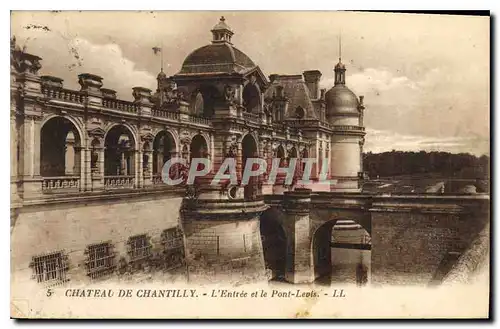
(224, 85), (236, 104)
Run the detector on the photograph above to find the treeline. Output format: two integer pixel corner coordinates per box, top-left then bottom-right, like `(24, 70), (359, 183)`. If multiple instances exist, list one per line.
(363, 151), (490, 179)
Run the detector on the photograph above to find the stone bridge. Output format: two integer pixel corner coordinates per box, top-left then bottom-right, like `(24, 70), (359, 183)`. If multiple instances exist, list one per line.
(260, 189), (490, 285)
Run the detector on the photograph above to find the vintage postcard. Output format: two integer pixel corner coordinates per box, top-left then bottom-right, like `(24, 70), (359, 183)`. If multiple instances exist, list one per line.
(10, 11), (490, 319)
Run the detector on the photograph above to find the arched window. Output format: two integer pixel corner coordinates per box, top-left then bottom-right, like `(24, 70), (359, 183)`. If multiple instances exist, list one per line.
(243, 81), (261, 113)
(40, 117), (81, 177)
(104, 125), (135, 176)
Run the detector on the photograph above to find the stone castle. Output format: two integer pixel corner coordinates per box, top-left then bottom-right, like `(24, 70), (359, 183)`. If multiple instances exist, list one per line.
(10, 17), (489, 287)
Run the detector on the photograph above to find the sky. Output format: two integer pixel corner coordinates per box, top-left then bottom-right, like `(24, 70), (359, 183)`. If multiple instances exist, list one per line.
(11, 11), (490, 156)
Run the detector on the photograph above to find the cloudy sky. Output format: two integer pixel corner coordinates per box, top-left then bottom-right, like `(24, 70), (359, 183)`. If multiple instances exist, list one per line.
(11, 11), (490, 155)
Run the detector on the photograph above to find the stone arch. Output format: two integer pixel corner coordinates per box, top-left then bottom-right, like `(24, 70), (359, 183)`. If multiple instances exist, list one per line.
(104, 122), (138, 150)
(241, 134), (260, 200)
(40, 116), (83, 177)
(41, 114), (86, 145)
(276, 144), (286, 167)
(242, 82), (262, 113)
(190, 134), (209, 160)
(104, 124), (137, 176)
(310, 215), (371, 285)
(152, 130), (178, 175)
(259, 207), (288, 280)
(191, 85), (220, 118)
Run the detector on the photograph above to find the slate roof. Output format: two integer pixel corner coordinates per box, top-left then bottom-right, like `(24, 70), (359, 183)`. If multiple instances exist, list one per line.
(265, 75), (318, 120)
(178, 43), (256, 75)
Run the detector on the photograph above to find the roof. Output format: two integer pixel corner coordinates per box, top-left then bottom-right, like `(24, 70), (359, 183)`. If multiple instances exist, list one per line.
(177, 43), (256, 75)
(325, 84), (359, 116)
(264, 75), (318, 120)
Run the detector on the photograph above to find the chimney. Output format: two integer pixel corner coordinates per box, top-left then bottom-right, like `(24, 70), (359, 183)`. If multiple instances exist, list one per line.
(303, 70), (322, 100)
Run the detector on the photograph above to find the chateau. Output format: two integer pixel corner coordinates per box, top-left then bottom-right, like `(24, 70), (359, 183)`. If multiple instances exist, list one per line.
(10, 17), (489, 288)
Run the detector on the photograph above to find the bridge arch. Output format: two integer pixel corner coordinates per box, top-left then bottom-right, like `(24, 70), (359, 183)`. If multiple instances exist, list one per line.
(311, 216), (371, 284)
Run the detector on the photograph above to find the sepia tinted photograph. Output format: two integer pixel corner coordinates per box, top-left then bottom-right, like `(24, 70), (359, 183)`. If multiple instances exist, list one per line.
(9, 11), (490, 319)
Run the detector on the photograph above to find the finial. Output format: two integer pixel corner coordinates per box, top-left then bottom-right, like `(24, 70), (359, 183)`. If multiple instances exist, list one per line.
(220, 16), (225, 22)
(338, 32), (342, 62)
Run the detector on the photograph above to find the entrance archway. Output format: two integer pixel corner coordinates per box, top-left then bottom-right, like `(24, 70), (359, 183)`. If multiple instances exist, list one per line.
(40, 117), (81, 177)
(312, 218), (371, 286)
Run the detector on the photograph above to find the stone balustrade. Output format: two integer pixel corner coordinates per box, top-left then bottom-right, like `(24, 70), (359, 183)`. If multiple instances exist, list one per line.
(102, 99), (139, 114)
(331, 125), (365, 132)
(242, 111), (260, 122)
(189, 115), (211, 126)
(151, 109), (180, 120)
(104, 175), (135, 189)
(42, 176), (80, 191)
(42, 87), (85, 104)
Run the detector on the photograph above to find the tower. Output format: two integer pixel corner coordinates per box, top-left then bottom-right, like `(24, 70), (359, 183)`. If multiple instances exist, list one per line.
(324, 36), (366, 192)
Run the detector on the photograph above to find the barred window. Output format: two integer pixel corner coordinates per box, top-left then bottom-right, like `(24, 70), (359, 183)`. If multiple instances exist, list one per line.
(161, 228), (183, 250)
(85, 242), (115, 279)
(127, 234), (152, 261)
(31, 252), (68, 284)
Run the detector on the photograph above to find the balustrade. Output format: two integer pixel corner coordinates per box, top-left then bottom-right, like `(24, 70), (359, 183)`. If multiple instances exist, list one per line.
(104, 175), (135, 189)
(102, 99), (139, 114)
(42, 176), (80, 191)
(42, 87), (85, 104)
(151, 109), (180, 120)
(189, 115), (211, 126)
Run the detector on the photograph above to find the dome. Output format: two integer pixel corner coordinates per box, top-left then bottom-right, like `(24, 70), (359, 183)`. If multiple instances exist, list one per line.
(178, 43), (256, 75)
(325, 84), (360, 116)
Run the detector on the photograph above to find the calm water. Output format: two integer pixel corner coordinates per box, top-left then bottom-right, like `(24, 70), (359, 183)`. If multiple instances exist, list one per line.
(316, 248), (371, 286)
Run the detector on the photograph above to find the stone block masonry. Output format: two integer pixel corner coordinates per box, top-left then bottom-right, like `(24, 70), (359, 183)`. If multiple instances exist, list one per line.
(11, 193), (183, 285)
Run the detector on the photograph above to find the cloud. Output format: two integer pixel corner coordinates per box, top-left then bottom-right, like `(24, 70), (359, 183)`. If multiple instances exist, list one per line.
(364, 128), (489, 156)
(63, 38), (157, 99)
(15, 33), (156, 100)
(320, 68), (419, 95)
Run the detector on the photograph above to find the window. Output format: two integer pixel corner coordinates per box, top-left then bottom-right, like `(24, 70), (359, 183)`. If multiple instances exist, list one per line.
(161, 227), (185, 270)
(127, 234), (152, 261)
(85, 242), (115, 279)
(161, 228), (183, 250)
(31, 252), (68, 284)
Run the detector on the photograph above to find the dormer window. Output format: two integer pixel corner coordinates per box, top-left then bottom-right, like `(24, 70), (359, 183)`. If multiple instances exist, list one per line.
(295, 106), (305, 119)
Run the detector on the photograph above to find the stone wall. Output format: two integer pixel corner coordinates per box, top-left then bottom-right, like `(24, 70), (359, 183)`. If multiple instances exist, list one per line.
(370, 210), (489, 285)
(11, 193), (183, 284)
(182, 218), (266, 283)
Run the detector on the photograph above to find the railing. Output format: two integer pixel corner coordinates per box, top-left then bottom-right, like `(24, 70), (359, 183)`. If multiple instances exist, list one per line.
(152, 175), (164, 185)
(331, 125), (365, 132)
(151, 109), (180, 120)
(42, 87), (85, 104)
(242, 112), (260, 122)
(284, 119), (333, 130)
(189, 115), (211, 126)
(104, 175), (135, 189)
(102, 99), (139, 114)
(42, 176), (80, 191)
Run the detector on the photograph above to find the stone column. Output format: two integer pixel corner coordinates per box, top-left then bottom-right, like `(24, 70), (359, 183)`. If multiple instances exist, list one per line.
(10, 112), (20, 205)
(20, 115), (43, 198)
(283, 188), (314, 284)
(137, 148), (143, 188)
(142, 149), (152, 187)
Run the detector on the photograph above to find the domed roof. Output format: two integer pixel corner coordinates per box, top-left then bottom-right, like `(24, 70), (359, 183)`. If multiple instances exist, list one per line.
(178, 43), (256, 75)
(325, 84), (359, 116)
(176, 17), (257, 76)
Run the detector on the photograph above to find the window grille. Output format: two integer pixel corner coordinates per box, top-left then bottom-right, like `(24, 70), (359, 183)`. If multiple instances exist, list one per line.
(31, 251), (68, 284)
(161, 228), (184, 250)
(161, 228), (185, 270)
(85, 242), (116, 280)
(127, 234), (152, 262)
